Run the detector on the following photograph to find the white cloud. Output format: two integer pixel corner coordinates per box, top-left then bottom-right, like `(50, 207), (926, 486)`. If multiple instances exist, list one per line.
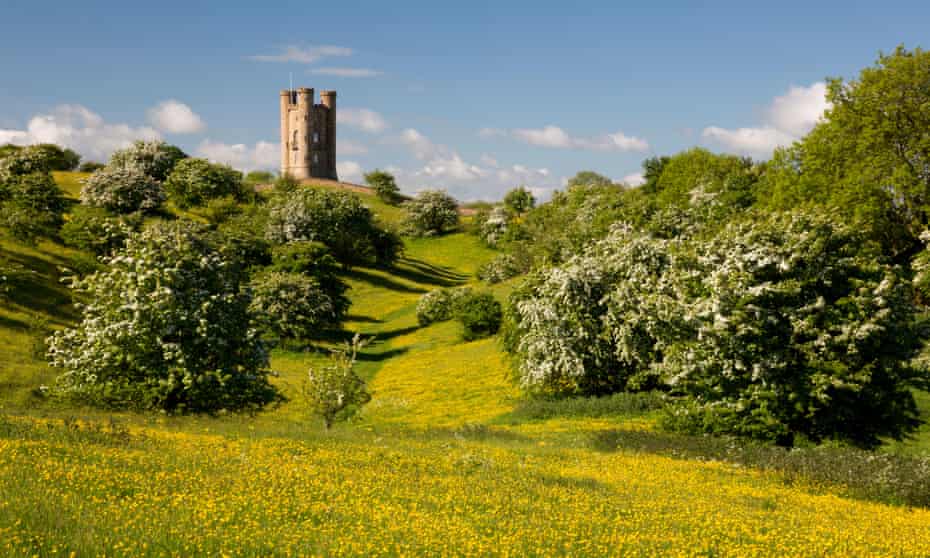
(337, 160), (363, 182)
(310, 67), (382, 78)
(196, 139), (279, 171)
(337, 139), (368, 155)
(622, 172), (646, 187)
(248, 45), (352, 64)
(0, 104), (160, 161)
(146, 100), (205, 134)
(337, 108), (387, 133)
(702, 82), (830, 157)
(509, 125), (649, 152)
(418, 154), (486, 182)
(397, 128), (446, 160)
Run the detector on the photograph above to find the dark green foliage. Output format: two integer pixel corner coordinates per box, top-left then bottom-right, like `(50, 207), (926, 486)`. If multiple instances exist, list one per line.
(0, 156), (67, 243)
(592, 428), (930, 509)
(201, 195), (244, 225)
(364, 169), (401, 204)
(78, 161), (105, 173)
(27, 144), (81, 171)
(249, 271), (342, 340)
(60, 206), (140, 256)
(455, 292), (502, 341)
(210, 205), (272, 270)
(269, 241), (350, 322)
(165, 158), (245, 208)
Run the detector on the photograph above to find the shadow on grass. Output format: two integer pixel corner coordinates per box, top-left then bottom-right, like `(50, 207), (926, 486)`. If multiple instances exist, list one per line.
(345, 314), (381, 324)
(343, 268), (427, 294)
(356, 347), (410, 362)
(388, 257), (469, 288)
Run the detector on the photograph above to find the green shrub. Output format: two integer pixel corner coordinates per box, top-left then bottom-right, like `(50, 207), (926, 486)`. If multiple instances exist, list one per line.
(27, 144), (80, 171)
(80, 165), (165, 213)
(456, 292), (502, 341)
(165, 158), (245, 208)
(201, 195), (244, 225)
(416, 287), (472, 326)
(268, 240), (349, 319)
(503, 391), (666, 422)
(47, 222), (281, 413)
(364, 169), (401, 204)
(477, 252), (529, 284)
(211, 205), (272, 270)
(402, 190), (459, 236)
(60, 206), (139, 256)
(249, 271), (341, 340)
(0, 153), (67, 243)
(265, 187), (398, 266)
(78, 161), (105, 173)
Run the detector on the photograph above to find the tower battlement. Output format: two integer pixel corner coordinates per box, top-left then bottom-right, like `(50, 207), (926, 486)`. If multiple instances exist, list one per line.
(279, 87), (337, 180)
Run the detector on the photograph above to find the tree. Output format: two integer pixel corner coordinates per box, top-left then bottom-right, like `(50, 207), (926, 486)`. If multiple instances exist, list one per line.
(503, 186), (535, 214)
(0, 150), (67, 242)
(662, 211), (927, 448)
(402, 189), (459, 236)
(80, 165), (165, 213)
(108, 140), (187, 182)
(28, 144), (80, 171)
(303, 334), (371, 429)
(266, 187), (398, 266)
(567, 171), (615, 189)
(364, 169), (401, 204)
(455, 292), (503, 341)
(164, 158), (244, 208)
(47, 222), (281, 413)
(60, 206), (140, 256)
(757, 46), (930, 259)
(249, 271), (340, 341)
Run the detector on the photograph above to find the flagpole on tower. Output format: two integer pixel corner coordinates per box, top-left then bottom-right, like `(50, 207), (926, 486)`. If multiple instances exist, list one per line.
(289, 71), (293, 92)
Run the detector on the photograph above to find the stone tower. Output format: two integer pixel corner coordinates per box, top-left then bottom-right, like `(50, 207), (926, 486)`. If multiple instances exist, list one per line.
(279, 87), (338, 180)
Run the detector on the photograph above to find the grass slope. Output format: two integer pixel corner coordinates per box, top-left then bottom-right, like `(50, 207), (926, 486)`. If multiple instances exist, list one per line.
(0, 176), (929, 556)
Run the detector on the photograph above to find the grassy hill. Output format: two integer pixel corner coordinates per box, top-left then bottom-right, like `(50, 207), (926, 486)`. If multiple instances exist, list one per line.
(0, 174), (929, 556)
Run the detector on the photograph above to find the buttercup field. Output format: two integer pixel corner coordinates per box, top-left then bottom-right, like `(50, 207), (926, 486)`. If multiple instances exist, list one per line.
(1, 2), (930, 556)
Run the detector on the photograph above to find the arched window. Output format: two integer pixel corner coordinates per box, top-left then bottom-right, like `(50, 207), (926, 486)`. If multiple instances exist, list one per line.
(292, 130), (298, 149)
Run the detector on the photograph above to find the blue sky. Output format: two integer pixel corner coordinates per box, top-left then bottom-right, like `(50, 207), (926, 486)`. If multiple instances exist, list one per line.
(0, 0), (927, 200)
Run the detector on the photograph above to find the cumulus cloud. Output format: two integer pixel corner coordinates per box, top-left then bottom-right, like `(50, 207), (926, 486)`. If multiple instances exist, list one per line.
(0, 104), (160, 161)
(622, 172), (646, 187)
(310, 67), (382, 78)
(337, 108), (387, 133)
(397, 128), (444, 160)
(702, 82), (830, 157)
(147, 100), (205, 134)
(196, 139), (279, 171)
(337, 160), (363, 182)
(502, 125), (649, 152)
(248, 45), (352, 64)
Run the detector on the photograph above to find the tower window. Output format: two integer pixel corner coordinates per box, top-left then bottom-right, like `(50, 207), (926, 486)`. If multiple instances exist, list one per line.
(313, 153), (319, 164)
(292, 131), (298, 149)
(313, 132), (319, 143)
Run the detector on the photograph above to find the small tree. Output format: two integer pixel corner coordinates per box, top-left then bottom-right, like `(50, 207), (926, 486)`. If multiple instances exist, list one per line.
(165, 158), (244, 208)
(403, 189), (459, 236)
(503, 186), (535, 214)
(81, 165), (166, 213)
(303, 334), (371, 429)
(60, 206), (140, 256)
(0, 171), (67, 242)
(28, 144), (80, 171)
(47, 222), (280, 413)
(364, 169), (401, 204)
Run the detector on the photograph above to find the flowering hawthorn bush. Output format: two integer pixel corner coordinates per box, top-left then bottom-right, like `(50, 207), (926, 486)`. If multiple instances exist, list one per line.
(416, 287), (472, 326)
(164, 158), (244, 208)
(108, 140), (186, 182)
(402, 190), (459, 236)
(47, 222), (280, 413)
(505, 211), (928, 446)
(60, 206), (140, 256)
(81, 164), (166, 213)
(249, 271), (339, 340)
(265, 188), (398, 266)
(303, 334), (371, 429)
